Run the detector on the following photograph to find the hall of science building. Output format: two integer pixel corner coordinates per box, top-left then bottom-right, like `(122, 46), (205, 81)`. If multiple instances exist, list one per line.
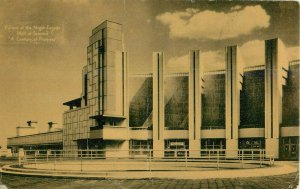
(7, 21), (299, 160)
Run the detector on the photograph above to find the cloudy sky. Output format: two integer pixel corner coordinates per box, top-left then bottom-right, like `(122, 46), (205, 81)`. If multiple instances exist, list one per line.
(0, 0), (299, 149)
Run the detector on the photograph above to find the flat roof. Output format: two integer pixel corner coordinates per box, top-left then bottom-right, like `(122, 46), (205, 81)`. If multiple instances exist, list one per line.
(90, 114), (126, 120)
(7, 130), (62, 139)
(63, 97), (82, 107)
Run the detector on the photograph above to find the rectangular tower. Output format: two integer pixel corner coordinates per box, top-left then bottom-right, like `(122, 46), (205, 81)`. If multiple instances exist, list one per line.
(88, 21), (128, 157)
(63, 21), (127, 152)
(87, 21), (127, 125)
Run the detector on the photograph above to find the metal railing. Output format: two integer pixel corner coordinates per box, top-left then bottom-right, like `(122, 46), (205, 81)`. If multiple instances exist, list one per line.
(17, 149), (274, 172)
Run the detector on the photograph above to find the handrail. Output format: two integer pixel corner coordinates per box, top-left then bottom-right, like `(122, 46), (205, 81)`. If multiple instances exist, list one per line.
(17, 149), (274, 172)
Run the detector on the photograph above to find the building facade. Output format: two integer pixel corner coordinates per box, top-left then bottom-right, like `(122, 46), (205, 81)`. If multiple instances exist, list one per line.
(7, 21), (299, 160)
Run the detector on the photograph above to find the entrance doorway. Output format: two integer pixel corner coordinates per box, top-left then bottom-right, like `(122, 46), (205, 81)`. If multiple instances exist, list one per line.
(280, 137), (299, 160)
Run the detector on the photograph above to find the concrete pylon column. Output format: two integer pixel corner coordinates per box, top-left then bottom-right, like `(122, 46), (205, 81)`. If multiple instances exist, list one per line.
(153, 52), (165, 158)
(189, 50), (202, 157)
(122, 52), (129, 128)
(122, 52), (128, 118)
(225, 46), (244, 158)
(265, 38), (288, 159)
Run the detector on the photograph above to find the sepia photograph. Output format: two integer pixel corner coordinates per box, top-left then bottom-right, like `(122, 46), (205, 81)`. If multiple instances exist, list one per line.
(0, 0), (299, 188)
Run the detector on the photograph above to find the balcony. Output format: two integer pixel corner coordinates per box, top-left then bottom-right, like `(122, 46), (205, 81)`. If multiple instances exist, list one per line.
(103, 125), (129, 140)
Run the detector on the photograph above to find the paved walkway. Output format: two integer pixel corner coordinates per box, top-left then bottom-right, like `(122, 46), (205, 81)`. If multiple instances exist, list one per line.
(1, 172), (299, 189)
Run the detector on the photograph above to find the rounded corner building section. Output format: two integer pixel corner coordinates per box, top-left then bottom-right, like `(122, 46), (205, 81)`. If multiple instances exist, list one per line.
(7, 21), (299, 160)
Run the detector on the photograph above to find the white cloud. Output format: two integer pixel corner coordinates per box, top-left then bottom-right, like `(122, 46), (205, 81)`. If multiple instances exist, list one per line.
(156, 5), (270, 40)
(167, 40), (299, 73)
(201, 50), (225, 71)
(240, 40), (299, 67)
(167, 54), (189, 73)
(240, 40), (265, 67)
(230, 5), (242, 11)
(166, 50), (224, 73)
